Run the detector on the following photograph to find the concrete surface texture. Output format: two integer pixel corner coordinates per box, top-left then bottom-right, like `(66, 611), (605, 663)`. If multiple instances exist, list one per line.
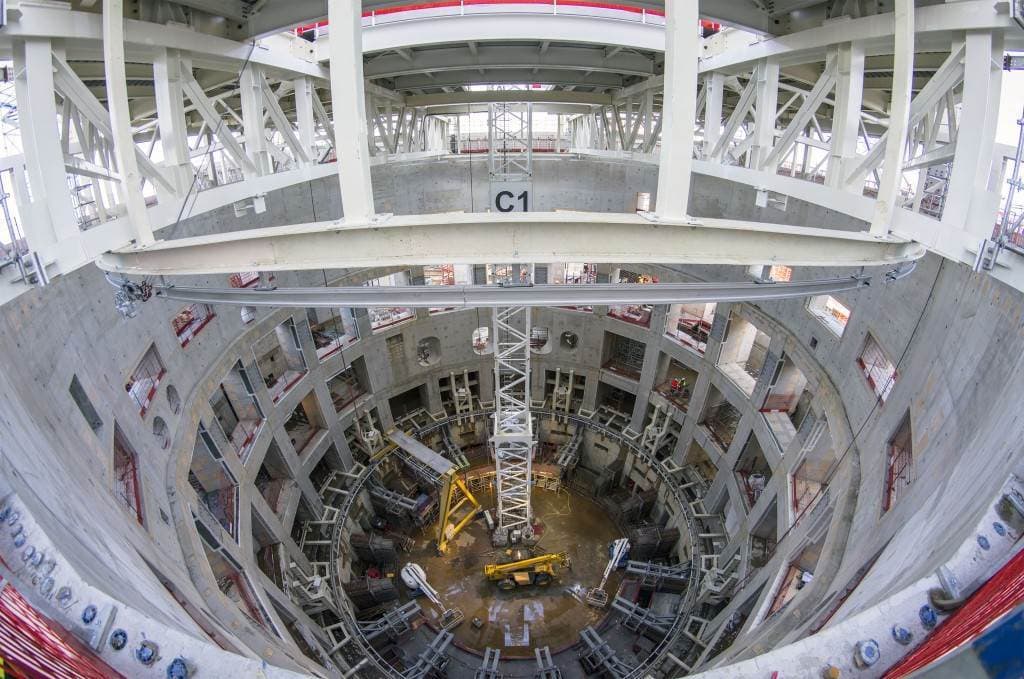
(0, 158), (1021, 678)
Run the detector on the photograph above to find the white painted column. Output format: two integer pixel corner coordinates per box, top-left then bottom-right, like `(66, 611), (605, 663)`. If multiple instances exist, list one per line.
(870, 0), (914, 236)
(703, 72), (725, 158)
(826, 42), (866, 188)
(749, 59), (780, 170)
(655, 0), (699, 220)
(328, 0), (376, 221)
(103, 0), (154, 245)
(239, 64), (270, 177)
(153, 48), (193, 197)
(294, 77), (317, 163)
(941, 29), (1003, 238)
(12, 38), (78, 258)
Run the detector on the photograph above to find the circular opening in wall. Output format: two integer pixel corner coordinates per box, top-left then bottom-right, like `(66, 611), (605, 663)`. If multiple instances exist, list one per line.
(472, 327), (492, 355)
(153, 417), (170, 450)
(530, 327), (552, 354)
(417, 337), (442, 366)
(166, 385), (181, 414)
(560, 331), (579, 350)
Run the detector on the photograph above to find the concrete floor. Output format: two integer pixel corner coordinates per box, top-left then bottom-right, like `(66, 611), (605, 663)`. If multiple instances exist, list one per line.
(398, 486), (625, 658)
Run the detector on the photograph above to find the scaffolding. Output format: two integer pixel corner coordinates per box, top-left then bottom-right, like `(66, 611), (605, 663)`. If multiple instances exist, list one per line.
(533, 646), (561, 679)
(488, 102), (532, 182)
(475, 648), (502, 679)
(578, 626), (634, 678)
(491, 303), (534, 543)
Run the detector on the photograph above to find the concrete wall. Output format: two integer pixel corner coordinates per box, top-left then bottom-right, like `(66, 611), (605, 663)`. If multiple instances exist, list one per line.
(0, 156), (1020, 677)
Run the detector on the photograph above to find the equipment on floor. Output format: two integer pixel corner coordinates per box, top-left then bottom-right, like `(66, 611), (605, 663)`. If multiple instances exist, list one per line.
(387, 430), (482, 554)
(483, 552), (570, 590)
(400, 563), (464, 630)
(585, 538), (630, 607)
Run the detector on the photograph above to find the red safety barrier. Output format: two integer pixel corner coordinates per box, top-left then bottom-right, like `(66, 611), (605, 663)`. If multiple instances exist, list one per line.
(883, 546), (1024, 677)
(0, 583), (125, 678)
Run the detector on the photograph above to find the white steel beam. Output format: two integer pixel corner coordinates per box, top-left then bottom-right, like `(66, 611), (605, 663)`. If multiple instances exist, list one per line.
(654, 0), (699, 220)
(152, 49), (194, 196)
(293, 77), (317, 163)
(12, 38), (79, 259)
(826, 42), (866, 188)
(749, 59), (781, 170)
(939, 30), (1003, 239)
(261, 75), (310, 165)
(328, 0), (375, 222)
(240, 64), (270, 176)
(181, 72), (257, 176)
(153, 275), (878, 309)
(96, 211), (924, 276)
(869, 0), (914, 236)
(51, 56), (174, 196)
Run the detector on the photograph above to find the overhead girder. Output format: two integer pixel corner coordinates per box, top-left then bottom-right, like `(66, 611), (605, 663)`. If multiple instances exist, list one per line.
(152, 275), (880, 309)
(388, 69), (628, 92)
(96, 211), (924, 277)
(248, 1), (785, 41)
(362, 44), (658, 81)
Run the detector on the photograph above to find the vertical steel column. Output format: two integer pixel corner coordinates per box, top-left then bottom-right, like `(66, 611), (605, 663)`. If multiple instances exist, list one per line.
(655, 0), (698, 220)
(703, 73), (725, 158)
(294, 76), (317, 163)
(826, 42), (866, 188)
(328, 0), (376, 221)
(12, 38), (77, 259)
(103, 0), (154, 245)
(941, 29), (1003, 236)
(153, 49), (193, 198)
(870, 0), (914, 235)
(240, 64), (270, 177)
(749, 59), (780, 170)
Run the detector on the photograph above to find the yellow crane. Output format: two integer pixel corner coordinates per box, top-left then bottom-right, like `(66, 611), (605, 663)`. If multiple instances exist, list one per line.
(484, 552), (571, 590)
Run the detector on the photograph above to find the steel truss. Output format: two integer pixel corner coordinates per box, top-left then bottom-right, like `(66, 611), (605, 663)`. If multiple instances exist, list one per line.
(488, 102), (533, 181)
(492, 304), (534, 541)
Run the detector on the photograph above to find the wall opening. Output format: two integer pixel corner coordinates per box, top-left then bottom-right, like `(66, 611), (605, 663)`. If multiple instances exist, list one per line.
(284, 391), (327, 459)
(209, 362), (265, 462)
(306, 307), (358, 361)
(602, 332), (646, 381)
(113, 425), (144, 525)
(700, 385), (740, 452)
(253, 319), (308, 403)
(666, 303), (716, 354)
(126, 344), (166, 418)
(416, 336), (442, 366)
(364, 271), (415, 331)
(190, 426), (239, 540)
(172, 303), (216, 347)
(389, 384), (427, 419)
(69, 375), (102, 433)
(255, 441), (295, 519)
(807, 295), (851, 336)
(883, 412), (914, 512)
(472, 326), (492, 355)
(326, 359), (368, 414)
(859, 333), (897, 402)
(654, 355), (699, 413)
(734, 434), (771, 509)
(717, 312), (772, 397)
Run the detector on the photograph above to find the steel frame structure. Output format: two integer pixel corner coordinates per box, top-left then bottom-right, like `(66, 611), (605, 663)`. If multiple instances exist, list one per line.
(491, 304), (534, 540)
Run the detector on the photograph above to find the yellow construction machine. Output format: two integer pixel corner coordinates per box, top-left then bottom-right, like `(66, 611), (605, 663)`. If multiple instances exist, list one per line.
(483, 552), (571, 590)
